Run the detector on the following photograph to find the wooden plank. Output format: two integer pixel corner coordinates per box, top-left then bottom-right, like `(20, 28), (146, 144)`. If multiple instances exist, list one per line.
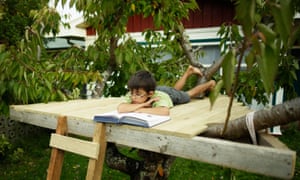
(258, 132), (289, 150)
(49, 133), (100, 159)
(9, 96), (251, 137)
(47, 116), (67, 180)
(106, 125), (296, 179)
(10, 109), (96, 137)
(86, 123), (107, 180)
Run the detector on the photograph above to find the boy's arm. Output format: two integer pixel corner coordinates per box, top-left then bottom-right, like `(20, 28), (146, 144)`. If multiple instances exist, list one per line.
(134, 106), (170, 116)
(117, 100), (170, 116)
(117, 102), (146, 113)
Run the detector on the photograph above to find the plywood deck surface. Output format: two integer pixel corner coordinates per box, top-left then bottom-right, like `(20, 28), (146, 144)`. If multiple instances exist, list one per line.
(10, 95), (250, 137)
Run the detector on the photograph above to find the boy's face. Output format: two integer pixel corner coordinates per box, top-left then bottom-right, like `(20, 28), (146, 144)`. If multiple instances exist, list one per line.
(130, 88), (153, 104)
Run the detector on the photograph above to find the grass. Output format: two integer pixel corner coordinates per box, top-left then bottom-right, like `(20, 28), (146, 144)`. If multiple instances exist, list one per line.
(0, 123), (299, 180)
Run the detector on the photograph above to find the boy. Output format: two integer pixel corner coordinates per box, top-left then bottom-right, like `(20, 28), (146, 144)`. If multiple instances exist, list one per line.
(108, 66), (216, 177)
(118, 65), (216, 115)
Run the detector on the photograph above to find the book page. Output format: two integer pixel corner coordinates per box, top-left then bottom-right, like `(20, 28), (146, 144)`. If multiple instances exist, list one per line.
(94, 111), (170, 127)
(93, 110), (121, 123)
(120, 113), (170, 127)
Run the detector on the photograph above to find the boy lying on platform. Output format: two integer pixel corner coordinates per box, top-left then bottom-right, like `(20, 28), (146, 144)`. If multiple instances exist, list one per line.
(106, 66), (216, 176)
(117, 65), (216, 115)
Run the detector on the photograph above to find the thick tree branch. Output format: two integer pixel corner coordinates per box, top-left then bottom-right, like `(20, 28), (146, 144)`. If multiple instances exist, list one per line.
(174, 23), (204, 68)
(174, 22), (225, 99)
(201, 97), (300, 140)
(174, 22), (224, 81)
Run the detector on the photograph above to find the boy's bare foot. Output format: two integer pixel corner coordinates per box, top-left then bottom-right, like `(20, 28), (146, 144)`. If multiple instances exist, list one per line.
(187, 65), (203, 77)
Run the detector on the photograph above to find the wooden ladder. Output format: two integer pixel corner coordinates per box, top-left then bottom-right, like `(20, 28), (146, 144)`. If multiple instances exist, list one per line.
(47, 116), (107, 180)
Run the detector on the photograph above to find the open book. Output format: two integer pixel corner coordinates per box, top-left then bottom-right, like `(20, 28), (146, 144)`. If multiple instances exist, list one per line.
(93, 110), (170, 128)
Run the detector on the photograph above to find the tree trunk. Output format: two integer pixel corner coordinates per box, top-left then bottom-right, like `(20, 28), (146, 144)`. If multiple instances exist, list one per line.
(201, 97), (300, 140)
(105, 143), (175, 180)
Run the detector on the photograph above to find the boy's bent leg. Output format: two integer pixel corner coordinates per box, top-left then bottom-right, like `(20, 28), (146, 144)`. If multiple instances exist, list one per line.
(187, 80), (216, 98)
(156, 86), (190, 105)
(174, 65), (203, 90)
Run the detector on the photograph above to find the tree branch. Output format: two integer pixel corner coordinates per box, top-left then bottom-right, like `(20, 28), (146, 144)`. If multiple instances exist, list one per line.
(201, 97), (300, 140)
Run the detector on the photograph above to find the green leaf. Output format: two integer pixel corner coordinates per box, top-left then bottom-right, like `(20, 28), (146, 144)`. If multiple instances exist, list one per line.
(54, 0), (59, 7)
(289, 25), (300, 47)
(245, 51), (255, 68)
(256, 23), (276, 43)
(44, 79), (52, 91)
(57, 90), (67, 101)
(0, 82), (6, 95)
(69, 0), (75, 7)
(23, 72), (28, 84)
(270, 0), (293, 48)
(115, 49), (123, 65)
(209, 80), (224, 110)
(222, 49), (236, 95)
(235, 0), (256, 37)
(61, 0), (67, 7)
(46, 63), (56, 71)
(154, 10), (162, 28)
(256, 44), (278, 94)
(17, 85), (22, 100)
(290, 70), (297, 81)
(86, 0), (93, 9)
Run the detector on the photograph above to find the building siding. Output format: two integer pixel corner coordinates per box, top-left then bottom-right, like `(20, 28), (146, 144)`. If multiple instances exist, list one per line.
(127, 0), (235, 32)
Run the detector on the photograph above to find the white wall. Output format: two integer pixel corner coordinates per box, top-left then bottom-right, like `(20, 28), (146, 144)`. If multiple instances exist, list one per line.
(47, 0), (85, 38)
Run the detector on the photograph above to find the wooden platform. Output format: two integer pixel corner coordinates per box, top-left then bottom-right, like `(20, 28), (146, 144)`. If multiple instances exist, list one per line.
(9, 95), (249, 137)
(9, 95), (296, 179)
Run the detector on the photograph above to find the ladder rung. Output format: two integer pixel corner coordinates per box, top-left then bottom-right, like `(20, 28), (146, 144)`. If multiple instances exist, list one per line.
(49, 133), (100, 159)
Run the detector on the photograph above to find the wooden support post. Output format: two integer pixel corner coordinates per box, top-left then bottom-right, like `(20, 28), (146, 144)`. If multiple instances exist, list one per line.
(47, 116), (68, 180)
(86, 123), (107, 180)
(47, 116), (107, 180)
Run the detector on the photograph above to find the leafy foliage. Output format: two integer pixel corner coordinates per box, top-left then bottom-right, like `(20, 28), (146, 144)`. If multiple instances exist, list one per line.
(0, 134), (24, 162)
(0, 0), (200, 115)
(0, 0), (48, 46)
(1, 0), (299, 116)
(56, 0), (199, 97)
(0, 5), (102, 115)
(236, 66), (269, 105)
(0, 134), (11, 159)
(222, 49), (236, 95)
(217, 0), (300, 106)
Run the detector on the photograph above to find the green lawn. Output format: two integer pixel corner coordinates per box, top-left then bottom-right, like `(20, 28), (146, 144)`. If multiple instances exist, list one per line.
(0, 123), (299, 180)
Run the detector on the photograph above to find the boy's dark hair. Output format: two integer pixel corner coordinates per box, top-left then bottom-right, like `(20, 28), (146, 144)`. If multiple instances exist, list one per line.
(127, 70), (156, 92)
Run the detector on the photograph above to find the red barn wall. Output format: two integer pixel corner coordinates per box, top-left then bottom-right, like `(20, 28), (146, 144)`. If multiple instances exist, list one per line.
(86, 0), (235, 35)
(126, 0), (235, 32)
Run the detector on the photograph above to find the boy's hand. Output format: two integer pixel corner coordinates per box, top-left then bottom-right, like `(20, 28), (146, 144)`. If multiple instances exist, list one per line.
(144, 97), (160, 107)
